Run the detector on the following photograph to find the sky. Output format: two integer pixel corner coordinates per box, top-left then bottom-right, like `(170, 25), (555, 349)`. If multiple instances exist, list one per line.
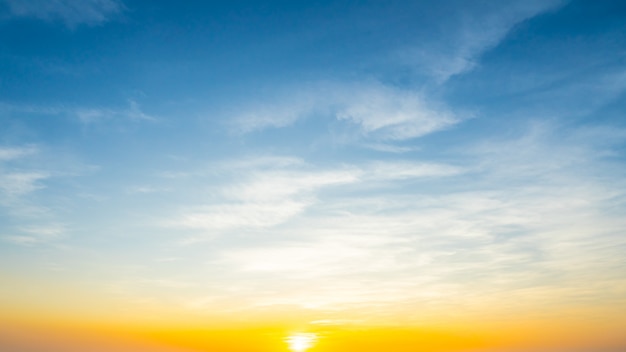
(1, 0), (626, 351)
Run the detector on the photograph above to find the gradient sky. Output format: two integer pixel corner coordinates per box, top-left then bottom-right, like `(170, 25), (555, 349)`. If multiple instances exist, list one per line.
(1, 1), (626, 352)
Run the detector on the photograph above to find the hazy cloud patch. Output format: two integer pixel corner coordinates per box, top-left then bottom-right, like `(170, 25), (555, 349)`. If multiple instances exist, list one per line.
(2, 0), (125, 27)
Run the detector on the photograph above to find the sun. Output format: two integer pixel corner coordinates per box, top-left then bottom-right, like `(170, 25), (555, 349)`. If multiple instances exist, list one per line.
(285, 333), (317, 352)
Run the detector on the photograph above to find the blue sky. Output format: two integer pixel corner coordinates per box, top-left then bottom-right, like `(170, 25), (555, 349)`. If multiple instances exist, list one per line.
(1, 0), (626, 340)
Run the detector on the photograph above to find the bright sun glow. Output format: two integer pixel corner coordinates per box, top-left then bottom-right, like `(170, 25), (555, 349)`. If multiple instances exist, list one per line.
(285, 333), (317, 352)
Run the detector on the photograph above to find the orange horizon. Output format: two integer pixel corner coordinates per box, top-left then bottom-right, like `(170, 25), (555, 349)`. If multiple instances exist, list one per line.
(2, 309), (625, 352)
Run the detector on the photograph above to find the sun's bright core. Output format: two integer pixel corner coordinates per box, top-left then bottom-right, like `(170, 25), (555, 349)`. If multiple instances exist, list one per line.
(285, 333), (317, 352)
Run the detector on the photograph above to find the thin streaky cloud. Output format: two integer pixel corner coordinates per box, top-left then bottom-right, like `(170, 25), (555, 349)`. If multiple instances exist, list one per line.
(171, 200), (310, 231)
(4, 224), (67, 246)
(231, 81), (460, 141)
(0, 100), (156, 123)
(163, 159), (463, 234)
(0, 171), (49, 196)
(396, 0), (567, 82)
(76, 100), (157, 123)
(19, 224), (66, 238)
(2, 0), (125, 27)
(171, 122), (626, 317)
(361, 143), (419, 153)
(0, 146), (38, 161)
(3, 235), (40, 246)
(335, 84), (458, 141)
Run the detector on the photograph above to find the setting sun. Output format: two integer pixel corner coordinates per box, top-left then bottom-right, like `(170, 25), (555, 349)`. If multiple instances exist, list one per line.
(286, 333), (317, 352)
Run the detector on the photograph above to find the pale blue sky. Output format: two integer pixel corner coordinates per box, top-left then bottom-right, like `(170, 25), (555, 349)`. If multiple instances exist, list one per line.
(1, 0), (626, 328)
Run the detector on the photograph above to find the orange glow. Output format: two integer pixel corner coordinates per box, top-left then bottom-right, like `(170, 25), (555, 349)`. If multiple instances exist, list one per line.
(2, 312), (626, 352)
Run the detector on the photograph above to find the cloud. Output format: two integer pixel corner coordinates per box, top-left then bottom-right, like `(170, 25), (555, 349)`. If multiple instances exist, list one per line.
(233, 92), (321, 133)
(217, 155), (305, 171)
(0, 145), (48, 198)
(168, 168), (360, 232)
(19, 224), (66, 238)
(334, 84), (458, 140)
(75, 100), (157, 123)
(3, 235), (39, 246)
(126, 185), (166, 194)
(0, 144), (85, 248)
(173, 200), (310, 232)
(364, 161), (462, 180)
(0, 171), (48, 196)
(4, 223), (67, 245)
(0, 160), (56, 244)
(2, 0), (125, 27)
(165, 122), (626, 320)
(396, 0), (566, 82)
(165, 157), (462, 235)
(361, 143), (418, 153)
(232, 81), (460, 141)
(0, 100), (156, 123)
(223, 170), (358, 202)
(506, 67), (626, 119)
(0, 145), (37, 161)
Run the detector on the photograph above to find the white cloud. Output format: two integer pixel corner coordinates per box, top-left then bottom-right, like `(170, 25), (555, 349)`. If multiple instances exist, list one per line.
(163, 123), (626, 319)
(165, 157), (461, 235)
(125, 100), (157, 121)
(2, 0), (125, 27)
(0, 146), (48, 197)
(18, 224), (67, 241)
(206, 177), (625, 316)
(335, 84), (458, 140)
(0, 145), (84, 249)
(222, 242), (367, 276)
(218, 155), (305, 170)
(234, 93), (321, 133)
(75, 100), (157, 123)
(3, 235), (39, 246)
(0, 171), (48, 196)
(364, 161), (462, 180)
(126, 185), (168, 194)
(362, 143), (418, 153)
(509, 68), (626, 119)
(232, 81), (459, 141)
(173, 200), (310, 231)
(396, 0), (566, 82)
(0, 100), (156, 123)
(168, 169), (359, 232)
(223, 170), (358, 202)
(0, 146), (37, 161)
(4, 223), (67, 245)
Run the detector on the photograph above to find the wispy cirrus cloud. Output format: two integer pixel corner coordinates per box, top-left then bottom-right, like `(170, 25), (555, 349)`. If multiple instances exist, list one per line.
(396, 0), (566, 82)
(168, 168), (359, 232)
(154, 122), (626, 320)
(334, 84), (458, 141)
(361, 143), (418, 153)
(165, 158), (463, 235)
(75, 100), (156, 123)
(4, 223), (67, 246)
(0, 99), (156, 123)
(0, 145), (38, 161)
(232, 81), (460, 142)
(1, 0), (125, 27)
(0, 171), (49, 196)
(0, 146), (47, 198)
(504, 67), (626, 120)
(0, 146), (63, 246)
(0, 144), (89, 248)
